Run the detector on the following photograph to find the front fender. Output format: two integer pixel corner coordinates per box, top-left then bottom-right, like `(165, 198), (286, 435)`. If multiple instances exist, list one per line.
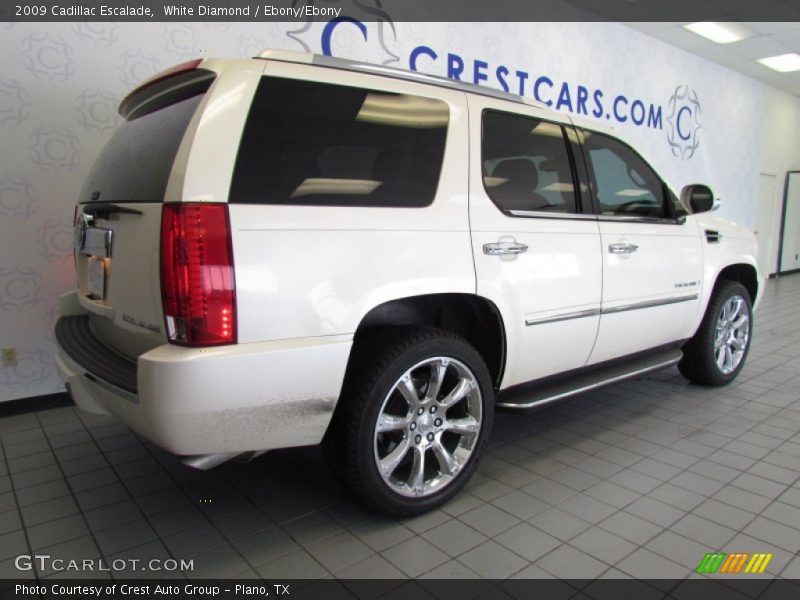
(690, 214), (762, 336)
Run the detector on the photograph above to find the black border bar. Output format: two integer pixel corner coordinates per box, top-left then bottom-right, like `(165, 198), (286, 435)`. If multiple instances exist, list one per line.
(3, 0), (800, 23)
(3, 578), (800, 600)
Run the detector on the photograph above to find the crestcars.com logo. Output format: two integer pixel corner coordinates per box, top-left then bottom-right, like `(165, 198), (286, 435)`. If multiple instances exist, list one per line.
(696, 551), (773, 574)
(287, 17), (707, 159)
(666, 84), (702, 160)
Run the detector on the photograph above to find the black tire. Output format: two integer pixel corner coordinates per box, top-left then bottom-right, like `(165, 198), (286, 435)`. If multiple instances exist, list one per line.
(679, 280), (753, 386)
(326, 327), (494, 516)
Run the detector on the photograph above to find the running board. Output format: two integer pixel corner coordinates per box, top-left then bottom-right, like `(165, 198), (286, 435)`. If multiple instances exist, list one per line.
(496, 348), (682, 410)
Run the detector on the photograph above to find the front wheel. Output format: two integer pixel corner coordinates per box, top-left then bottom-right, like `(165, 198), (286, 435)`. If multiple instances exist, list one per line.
(332, 328), (494, 516)
(679, 280), (753, 386)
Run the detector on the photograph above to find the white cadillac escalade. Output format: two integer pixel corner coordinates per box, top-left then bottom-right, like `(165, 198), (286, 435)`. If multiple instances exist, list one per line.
(56, 50), (762, 515)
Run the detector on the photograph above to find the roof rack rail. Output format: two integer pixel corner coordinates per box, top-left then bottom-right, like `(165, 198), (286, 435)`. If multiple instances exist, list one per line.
(255, 49), (540, 107)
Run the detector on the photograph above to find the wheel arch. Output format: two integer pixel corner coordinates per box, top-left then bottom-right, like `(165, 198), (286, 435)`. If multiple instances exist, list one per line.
(350, 293), (507, 390)
(680, 265), (756, 386)
(714, 262), (759, 304)
(689, 260), (759, 340)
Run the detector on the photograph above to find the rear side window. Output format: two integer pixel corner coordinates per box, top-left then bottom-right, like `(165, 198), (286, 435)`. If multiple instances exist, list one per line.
(581, 130), (666, 219)
(81, 78), (212, 204)
(481, 110), (578, 214)
(230, 77), (449, 207)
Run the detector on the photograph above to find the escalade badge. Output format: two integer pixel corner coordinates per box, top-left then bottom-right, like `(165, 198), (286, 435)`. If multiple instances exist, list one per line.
(122, 313), (161, 333)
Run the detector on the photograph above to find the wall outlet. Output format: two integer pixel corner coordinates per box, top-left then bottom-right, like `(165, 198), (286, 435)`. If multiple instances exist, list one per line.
(2, 347), (17, 367)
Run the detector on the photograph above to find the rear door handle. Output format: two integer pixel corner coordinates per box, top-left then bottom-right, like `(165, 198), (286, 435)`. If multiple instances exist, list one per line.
(483, 241), (528, 256)
(608, 242), (639, 254)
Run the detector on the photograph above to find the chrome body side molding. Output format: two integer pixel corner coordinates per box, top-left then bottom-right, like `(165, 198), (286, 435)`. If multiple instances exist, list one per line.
(525, 308), (601, 326)
(525, 294), (699, 327)
(601, 294), (699, 315)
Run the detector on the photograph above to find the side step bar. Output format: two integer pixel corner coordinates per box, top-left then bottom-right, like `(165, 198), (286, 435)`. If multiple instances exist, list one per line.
(497, 348), (682, 410)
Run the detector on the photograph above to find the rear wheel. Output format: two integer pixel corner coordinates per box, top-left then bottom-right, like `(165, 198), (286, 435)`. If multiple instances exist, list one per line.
(679, 280), (752, 386)
(328, 328), (494, 516)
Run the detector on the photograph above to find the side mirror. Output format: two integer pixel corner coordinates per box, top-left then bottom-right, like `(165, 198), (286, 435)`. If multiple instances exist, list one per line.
(681, 184), (718, 214)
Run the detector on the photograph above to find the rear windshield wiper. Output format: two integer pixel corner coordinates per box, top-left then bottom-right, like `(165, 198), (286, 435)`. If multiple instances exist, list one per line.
(82, 203), (144, 218)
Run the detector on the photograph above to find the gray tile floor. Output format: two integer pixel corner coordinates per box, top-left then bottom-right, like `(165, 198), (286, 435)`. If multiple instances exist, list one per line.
(2, 275), (800, 582)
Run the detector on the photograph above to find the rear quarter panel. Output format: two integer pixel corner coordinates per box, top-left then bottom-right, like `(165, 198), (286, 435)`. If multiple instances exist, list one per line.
(219, 61), (474, 343)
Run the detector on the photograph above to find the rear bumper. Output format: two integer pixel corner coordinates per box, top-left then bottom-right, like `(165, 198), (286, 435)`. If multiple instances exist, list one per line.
(55, 314), (352, 456)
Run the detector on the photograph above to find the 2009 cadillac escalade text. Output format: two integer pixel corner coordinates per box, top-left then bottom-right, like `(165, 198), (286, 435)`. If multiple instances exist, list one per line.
(55, 49), (762, 516)
(43, 5), (154, 17)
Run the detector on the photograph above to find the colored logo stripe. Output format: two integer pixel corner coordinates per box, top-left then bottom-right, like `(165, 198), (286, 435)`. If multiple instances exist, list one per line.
(695, 552), (773, 574)
(720, 553), (749, 573)
(745, 553), (773, 574)
(696, 553), (726, 574)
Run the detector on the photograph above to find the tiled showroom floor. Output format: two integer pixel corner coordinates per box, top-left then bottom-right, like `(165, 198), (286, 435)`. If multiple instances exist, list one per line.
(2, 275), (800, 583)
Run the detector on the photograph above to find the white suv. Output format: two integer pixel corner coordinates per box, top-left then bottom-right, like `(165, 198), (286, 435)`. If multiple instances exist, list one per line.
(56, 50), (762, 515)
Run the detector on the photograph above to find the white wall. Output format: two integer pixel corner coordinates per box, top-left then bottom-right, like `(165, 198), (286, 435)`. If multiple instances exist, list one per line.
(758, 86), (800, 274)
(0, 20), (796, 402)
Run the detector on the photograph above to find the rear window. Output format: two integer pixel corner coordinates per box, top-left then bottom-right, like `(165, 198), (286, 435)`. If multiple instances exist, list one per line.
(230, 77), (449, 207)
(80, 87), (207, 204)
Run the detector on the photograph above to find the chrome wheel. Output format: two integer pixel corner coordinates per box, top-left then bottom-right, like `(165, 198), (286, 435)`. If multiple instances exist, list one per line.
(714, 294), (750, 375)
(373, 357), (483, 498)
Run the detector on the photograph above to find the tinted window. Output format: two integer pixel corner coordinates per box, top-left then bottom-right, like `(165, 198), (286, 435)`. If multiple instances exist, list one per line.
(581, 131), (666, 218)
(482, 111), (577, 213)
(81, 91), (206, 203)
(230, 77), (449, 207)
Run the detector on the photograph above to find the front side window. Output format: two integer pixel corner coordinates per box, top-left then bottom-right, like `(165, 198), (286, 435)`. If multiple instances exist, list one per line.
(481, 111), (578, 214)
(581, 130), (666, 219)
(230, 77), (449, 207)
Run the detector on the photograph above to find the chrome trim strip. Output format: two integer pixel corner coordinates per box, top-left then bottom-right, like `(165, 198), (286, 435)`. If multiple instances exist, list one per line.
(596, 214), (685, 225)
(525, 294), (698, 327)
(497, 355), (681, 410)
(74, 213), (91, 252)
(601, 294), (699, 315)
(506, 211), (686, 224)
(525, 308), (601, 326)
(508, 210), (598, 221)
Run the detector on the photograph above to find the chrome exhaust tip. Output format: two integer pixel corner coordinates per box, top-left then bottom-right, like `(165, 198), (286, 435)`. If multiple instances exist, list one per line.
(179, 452), (238, 470)
(179, 450), (267, 470)
(233, 450), (268, 463)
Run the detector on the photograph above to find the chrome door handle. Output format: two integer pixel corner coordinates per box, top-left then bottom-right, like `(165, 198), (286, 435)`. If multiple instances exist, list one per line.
(608, 242), (639, 254)
(483, 241), (528, 256)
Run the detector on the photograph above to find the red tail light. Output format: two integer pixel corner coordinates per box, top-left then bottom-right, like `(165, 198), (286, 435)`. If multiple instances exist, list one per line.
(160, 203), (236, 346)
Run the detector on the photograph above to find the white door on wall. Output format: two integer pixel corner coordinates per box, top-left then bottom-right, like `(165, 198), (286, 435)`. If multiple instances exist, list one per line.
(755, 173), (777, 276)
(780, 172), (800, 273)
